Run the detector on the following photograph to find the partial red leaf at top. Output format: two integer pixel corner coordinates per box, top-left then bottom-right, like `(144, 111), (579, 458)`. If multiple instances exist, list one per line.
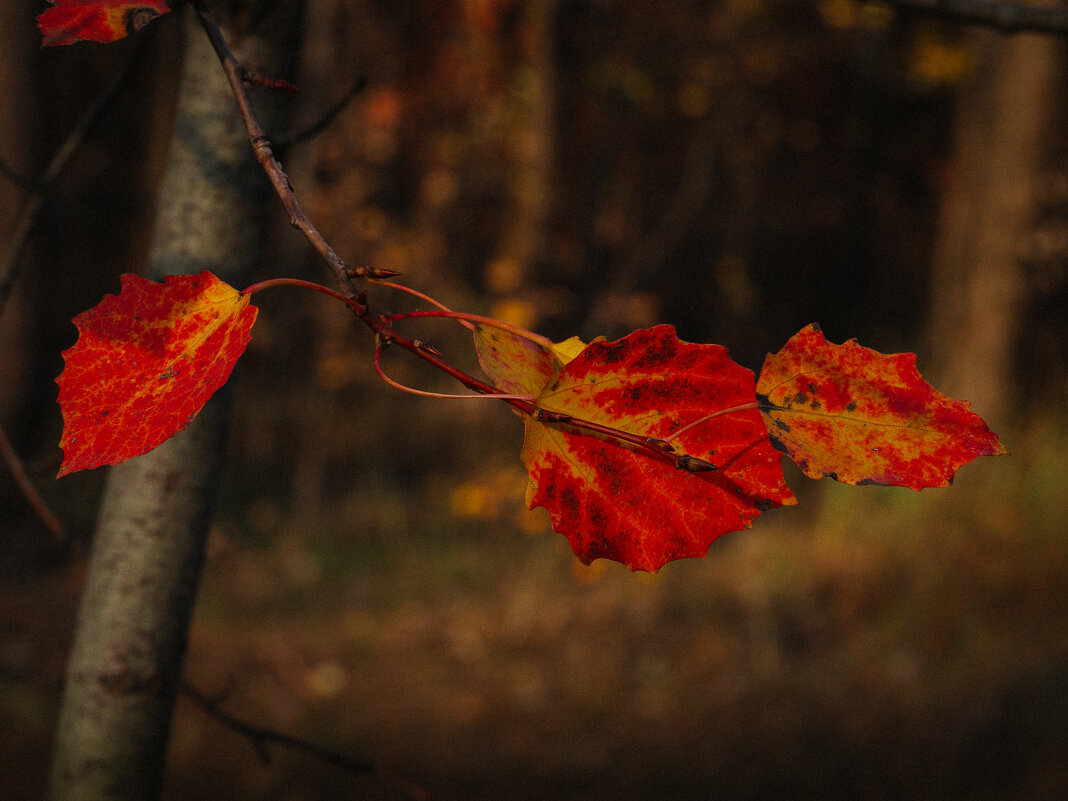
(56, 272), (257, 477)
(523, 325), (796, 572)
(37, 0), (170, 47)
(756, 323), (1007, 490)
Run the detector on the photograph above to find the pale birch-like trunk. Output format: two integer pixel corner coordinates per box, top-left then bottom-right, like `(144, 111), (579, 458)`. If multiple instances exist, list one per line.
(48, 4), (305, 800)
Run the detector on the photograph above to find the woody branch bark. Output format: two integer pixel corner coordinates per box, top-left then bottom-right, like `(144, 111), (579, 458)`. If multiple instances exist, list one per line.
(873, 0), (1068, 35)
(189, 0), (361, 303)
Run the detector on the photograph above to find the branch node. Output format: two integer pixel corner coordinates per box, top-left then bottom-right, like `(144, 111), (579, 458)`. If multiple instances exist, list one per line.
(346, 264), (402, 280)
(676, 454), (717, 472)
(644, 436), (676, 453)
(242, 70), (301, 94)
(533, 408), (573, 423)
(412, 339), (443, 357)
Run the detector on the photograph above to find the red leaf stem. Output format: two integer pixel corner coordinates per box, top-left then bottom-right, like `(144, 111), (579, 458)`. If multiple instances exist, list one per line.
(373, 342), (536, 402)
(385, 309), (557, 351)
(242, 277), (365, 313)
(661, 401), (761, 444)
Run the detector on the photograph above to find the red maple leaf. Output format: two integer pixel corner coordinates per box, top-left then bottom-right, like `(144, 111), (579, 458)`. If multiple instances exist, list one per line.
(756, 323), (1007, 490)
(56, 271), (257, 477)
(37, 0), (170, 48)
(520, 325), (796, 572)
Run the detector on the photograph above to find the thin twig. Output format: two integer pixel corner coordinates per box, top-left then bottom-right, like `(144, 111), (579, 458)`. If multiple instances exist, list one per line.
(180, 682), (373, 772)
(273, 74), (368, 149)
(189, 0), (361, 300)
(180, 682), (428, 800)
(0, 423), (64, 539)
(871, 0), (1068, 35)
(0, 35), (147, 316)
(374, 341), (536, 401)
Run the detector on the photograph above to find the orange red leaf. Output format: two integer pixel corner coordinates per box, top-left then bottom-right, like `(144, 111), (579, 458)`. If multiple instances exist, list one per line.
(37, 0), (170, 48)
(56, 272), (257, 477)
(756, 323), (1007, 490)
(522, 325), (796, 572)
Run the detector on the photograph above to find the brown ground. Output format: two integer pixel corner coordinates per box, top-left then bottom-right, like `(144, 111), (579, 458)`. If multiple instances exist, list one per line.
(3, 425), (1067, 801)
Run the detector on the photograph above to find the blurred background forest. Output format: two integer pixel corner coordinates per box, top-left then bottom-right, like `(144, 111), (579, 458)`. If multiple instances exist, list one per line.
(2, 0), (1067, 799)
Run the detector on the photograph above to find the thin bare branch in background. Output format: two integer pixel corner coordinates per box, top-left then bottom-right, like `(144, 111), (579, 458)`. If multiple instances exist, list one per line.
(873, 0), (1068, 35)
(0, 423), (63, 539)
(180, 682), (374, 773)
(181, 682), (427, 800)
(273, 74), (367, 149)
(0, 36), (146, 315)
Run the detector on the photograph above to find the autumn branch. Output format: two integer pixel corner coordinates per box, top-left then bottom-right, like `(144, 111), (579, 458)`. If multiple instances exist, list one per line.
(42, 0), (1008, 576)
(872, 0), (1068, 35)
(188, 0), (362, 301)
(186, 2), (724, 475)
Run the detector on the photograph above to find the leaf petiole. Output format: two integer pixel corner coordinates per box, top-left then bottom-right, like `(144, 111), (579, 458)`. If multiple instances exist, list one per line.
(243, 277), (723, 472)
(385, 309), (558, 352)
(370, 281), (476, 330)
(373, 342), (536, 403)
(661, 401), (760, 444)
(241, 277), (365, 313)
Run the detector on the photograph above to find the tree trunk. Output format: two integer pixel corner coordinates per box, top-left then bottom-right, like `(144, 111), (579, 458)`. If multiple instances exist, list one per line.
(926, 28), (1063, 421)
(48, 4), (305, 800)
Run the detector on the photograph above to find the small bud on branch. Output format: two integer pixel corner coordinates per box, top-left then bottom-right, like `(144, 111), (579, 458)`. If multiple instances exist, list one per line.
(242, 71), (300, 94)
(676, 454), (717, 473)
(347, 265), (403, 281)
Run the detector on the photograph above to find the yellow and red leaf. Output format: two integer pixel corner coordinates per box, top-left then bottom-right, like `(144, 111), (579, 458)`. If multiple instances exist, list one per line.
(56, 271), (257, 476)
(523, 325), (796, 572)
(37, 0), (170, 48)
(473, 323), (587, 397)
(756, 323), (1007, 490)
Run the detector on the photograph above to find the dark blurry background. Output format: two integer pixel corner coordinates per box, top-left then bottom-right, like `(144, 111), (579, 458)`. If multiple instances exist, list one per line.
(2, 1), (1066, 799)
